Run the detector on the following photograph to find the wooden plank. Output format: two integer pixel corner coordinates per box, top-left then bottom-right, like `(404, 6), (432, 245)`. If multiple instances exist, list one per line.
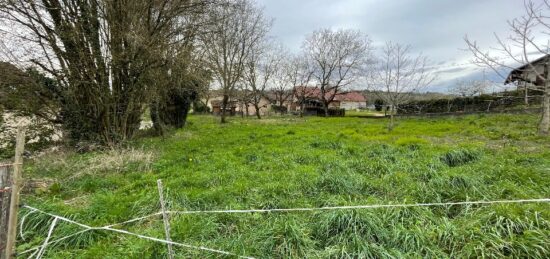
(0, 164), (13, 259)
(5, 127), (25, 259)
(157, 179), (174, 259)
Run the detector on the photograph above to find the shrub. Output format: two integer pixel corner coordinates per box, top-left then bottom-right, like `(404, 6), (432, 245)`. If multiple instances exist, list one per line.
(374, 99), (384, 111)
(398, 91), (542, 114)
(192, 100), (210, 113)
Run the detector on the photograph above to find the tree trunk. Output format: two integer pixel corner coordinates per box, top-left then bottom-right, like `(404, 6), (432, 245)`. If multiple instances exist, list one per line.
(254, 103), (261, 119)
(240, 102), (244, 118)
(221, 94), (228, 123)
(322, 102), (329, 117)
(486, 100), (493, 112)
(524, 84), (529, 108)
(388, 105), (395, 131)
(300, 101), (305, 117)
(150, 101), (164, 136)
(539, 84), (550, 135)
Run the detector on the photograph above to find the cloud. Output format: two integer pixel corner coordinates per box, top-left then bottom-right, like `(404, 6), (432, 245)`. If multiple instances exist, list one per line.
(257, 0), (529, 92)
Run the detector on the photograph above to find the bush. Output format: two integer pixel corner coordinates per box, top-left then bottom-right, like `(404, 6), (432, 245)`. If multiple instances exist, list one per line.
(398, 92), (542, 114)
(272, 105), (288, 113)
(374, 99), (384, 111)
(193, 100), (210, 113)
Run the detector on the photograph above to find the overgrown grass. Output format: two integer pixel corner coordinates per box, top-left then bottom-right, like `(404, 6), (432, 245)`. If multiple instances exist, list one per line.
(19, 114), (550, 258)
(440, 148), (481, 167)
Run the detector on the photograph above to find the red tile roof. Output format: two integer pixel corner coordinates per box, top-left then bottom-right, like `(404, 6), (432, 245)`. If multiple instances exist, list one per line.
(294, 87), (366, 102)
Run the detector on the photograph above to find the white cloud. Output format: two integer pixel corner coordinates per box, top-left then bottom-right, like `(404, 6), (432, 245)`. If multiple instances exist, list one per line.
(257, 0), (531, 92)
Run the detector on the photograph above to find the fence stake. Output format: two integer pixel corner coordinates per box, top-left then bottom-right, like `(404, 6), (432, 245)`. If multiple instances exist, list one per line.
(157, 179), (174, 259)
(0, 164), (13, 259)
(5, 126), (25, 259)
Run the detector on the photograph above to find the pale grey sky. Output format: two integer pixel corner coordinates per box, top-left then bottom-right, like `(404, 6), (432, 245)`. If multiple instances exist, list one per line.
(257, 0), (532, 92)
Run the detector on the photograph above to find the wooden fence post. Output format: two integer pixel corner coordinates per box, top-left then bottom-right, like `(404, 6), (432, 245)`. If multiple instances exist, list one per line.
(5, 126), (26, 259)
(0, 164), (13, 259)
(157, 179), (174, 259)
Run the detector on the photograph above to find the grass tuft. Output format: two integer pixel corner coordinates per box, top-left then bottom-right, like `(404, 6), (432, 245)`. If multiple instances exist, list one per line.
(440, 148), (481, 167)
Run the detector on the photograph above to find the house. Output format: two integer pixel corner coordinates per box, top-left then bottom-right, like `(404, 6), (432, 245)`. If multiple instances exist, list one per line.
(291, 87), (367, 112)
(210, 99), (237, 116)
(333, 91), (367, 110)
(205, 93), (272, 117)
(236, 96), (272, 116)
(504, 54), (549, 108)
(504, 54), (549, 87)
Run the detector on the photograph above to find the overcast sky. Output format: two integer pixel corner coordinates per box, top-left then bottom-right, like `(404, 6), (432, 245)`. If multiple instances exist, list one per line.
(257, 0), (531, 92)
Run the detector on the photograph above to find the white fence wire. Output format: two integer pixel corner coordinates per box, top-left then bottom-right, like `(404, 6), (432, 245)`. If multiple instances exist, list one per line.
(16, 198), (550, 258)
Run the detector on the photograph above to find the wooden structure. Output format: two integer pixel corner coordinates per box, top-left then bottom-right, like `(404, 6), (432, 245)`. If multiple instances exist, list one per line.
(0, 127), (25, 259)
(210, 100), (237, 116)
(0, 164), (13, 258)
(505, 55), (549, 86)
(505, 54), (550, 113)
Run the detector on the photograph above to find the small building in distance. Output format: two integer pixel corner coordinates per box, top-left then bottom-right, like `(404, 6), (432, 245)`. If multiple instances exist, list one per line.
(504, 55), (550, 87)
(504, 54), (549, 107)
(334, 91), (367, 110)
(505, 54), (549, 87)
(210, 99), (237, 116)
(205, 93), (272, 117)
(237, 96), (272, 117)
(292, 87), (367, 112)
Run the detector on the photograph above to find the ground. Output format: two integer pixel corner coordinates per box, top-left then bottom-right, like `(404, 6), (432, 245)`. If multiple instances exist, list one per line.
(19, 114), (550, 258)
(345, 109), (385, 117)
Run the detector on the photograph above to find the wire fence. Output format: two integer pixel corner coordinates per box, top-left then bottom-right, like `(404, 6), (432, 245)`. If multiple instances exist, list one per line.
(15, 195), (550, 258)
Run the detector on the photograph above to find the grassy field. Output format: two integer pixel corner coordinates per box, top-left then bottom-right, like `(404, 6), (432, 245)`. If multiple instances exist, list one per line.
(20, 114), (550, 258)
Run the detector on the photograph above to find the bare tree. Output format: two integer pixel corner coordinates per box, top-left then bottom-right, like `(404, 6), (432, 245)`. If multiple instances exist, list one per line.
(269, 71), (293, 114)
(234, 81), (253, 117)
(287, 54), (314, 117)
(267, 51), (300, 114)
(199, 0), (271, 123)
(242, 41), (283, 119)
(464, 0), (550, 135)
(371, 42), (436, 131)
(303, 28), (371, 116)
(450, 80), (490, 97)
(0, 0), (210, 145)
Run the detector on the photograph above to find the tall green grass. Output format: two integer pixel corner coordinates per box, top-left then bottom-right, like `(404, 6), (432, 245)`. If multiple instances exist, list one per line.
(19, 114), (550, 258)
